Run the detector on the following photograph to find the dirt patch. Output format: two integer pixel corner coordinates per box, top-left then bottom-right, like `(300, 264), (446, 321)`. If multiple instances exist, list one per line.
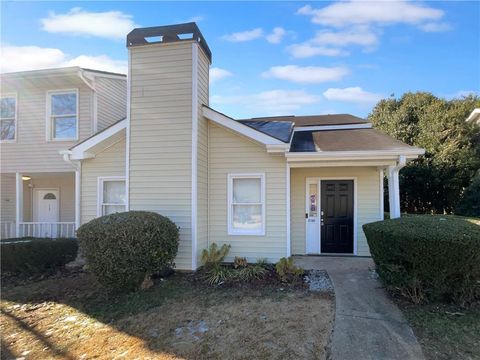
(1, 271), (334, 360)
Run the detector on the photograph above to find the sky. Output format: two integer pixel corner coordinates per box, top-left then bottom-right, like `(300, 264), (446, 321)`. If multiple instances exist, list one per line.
(1, 1), (479, 118)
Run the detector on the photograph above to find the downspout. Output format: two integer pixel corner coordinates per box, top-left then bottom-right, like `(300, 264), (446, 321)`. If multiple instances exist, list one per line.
(77, 70), (98, 133)
(60, 150), (81, 231)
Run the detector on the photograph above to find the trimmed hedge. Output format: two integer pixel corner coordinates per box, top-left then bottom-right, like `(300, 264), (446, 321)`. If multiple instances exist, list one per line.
(77, 211), (179, 292)
(1, 237), (78, 274)
(363, 215), (480, 305)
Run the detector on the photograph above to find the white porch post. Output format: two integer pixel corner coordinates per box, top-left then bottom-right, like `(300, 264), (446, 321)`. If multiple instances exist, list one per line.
(75, 167), (81, 230)
(286, 163), (291, 257)
(15, 172), (23, 237)
(387, 156), (406, 219)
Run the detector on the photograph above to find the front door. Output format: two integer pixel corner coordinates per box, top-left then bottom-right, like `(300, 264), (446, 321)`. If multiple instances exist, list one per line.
(34, 189), (59, 237)
(320, 180), (354, 253)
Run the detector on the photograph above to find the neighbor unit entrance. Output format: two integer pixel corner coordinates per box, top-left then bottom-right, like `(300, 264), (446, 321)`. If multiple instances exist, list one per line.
(305, 179), (355, 254)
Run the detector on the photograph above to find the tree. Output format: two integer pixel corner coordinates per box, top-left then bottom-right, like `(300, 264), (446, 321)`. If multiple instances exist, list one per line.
(369, 92), (480, 214)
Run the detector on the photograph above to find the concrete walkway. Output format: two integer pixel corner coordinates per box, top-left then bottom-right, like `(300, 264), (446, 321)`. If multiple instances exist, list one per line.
(294, 256), (425, 360)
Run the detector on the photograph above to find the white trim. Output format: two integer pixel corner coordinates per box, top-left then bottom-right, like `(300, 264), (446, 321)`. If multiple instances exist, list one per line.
(96, 176), (126, 217)
(379, 168), (384, 220)
(33, 188), (60, 222)
(286, 163), (291, 257)
(202, 106), (288, 150)
(227, 173), (266, 236)
(387, 156), (406, 219)
(68, 118), (126, 159)
(0, 92), (18, 143)
(75, 168), (81, 229)
(286, 149), (424, 162)
(305, 177), (358, 255)
(191, 43), (199, 270)
(466, 108), (480, 123)
(294, 123), (372, 132)
(82, 70), (127, 81)
(46, 88), (79, 142)
(125, 49), (131, 211)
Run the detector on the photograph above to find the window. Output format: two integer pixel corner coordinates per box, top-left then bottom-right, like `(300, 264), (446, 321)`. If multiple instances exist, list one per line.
(1, 94), (16, 141)
(227, 174), (265, 235)
(47, 90), (78, 140)
(98, 177), (126, 216)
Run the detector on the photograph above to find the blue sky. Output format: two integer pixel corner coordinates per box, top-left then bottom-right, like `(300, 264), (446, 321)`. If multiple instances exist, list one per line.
(1, 1), (479, 118)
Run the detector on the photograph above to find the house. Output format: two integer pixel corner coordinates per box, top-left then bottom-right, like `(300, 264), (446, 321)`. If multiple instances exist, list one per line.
(0, 67), (127, 238)
(466, 108), (480, 125)
(1, 23), (424, 270)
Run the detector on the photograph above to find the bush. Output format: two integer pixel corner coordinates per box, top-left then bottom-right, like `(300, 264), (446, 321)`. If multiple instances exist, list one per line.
(455, 170), (480, 217)
(201, 243), (231, 270)
(77, 211), (179, 292)
(275, 257), (304, 283)
(1, 237), (77, 274)
(363, 215), (480, 305)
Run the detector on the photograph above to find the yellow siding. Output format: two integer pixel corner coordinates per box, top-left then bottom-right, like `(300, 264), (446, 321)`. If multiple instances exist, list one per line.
(0, 77), (93, 173)
(129, 41), (194, 270)
(208, 123), (287, 263)
(196, 47), (210, 265)
(290, 167), (382, 256)
(81, 138), (126, 224)
(1, 173), (16, 222)
(96, 77), (127, 131)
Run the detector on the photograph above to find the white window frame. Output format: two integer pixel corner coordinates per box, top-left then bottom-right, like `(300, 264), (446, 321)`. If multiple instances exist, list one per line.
(0, 92), (17, 143)
(97, 176), (126, 217)
(46, 88), (79, 141)
(227, 173), (266, 236)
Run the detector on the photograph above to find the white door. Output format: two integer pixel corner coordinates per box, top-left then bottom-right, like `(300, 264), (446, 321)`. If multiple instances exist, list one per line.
(305, 179), (320, 254)
(34, 189), (59, 237)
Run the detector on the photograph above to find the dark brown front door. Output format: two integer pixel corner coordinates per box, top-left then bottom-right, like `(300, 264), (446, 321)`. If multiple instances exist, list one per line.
(321, 180), (354, 253)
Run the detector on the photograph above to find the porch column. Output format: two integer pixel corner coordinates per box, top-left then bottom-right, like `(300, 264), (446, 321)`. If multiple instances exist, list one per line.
(387, 156), (406, 219)
(75, 167), (81, 230)
(15, 172), (23, 237)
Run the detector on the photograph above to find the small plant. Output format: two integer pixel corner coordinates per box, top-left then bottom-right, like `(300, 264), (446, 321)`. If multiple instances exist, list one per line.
(233, 256), (247, 269)
(256, 258), (269, 267)
(205, 265), (235, 285)
(275, 257), (304, 283)
(236, 265), (267, 282)
(201, 243), (231, 269)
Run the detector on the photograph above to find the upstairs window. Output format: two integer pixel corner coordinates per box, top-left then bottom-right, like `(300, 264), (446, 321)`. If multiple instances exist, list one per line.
(47, 90), (78, 140)
(227, 173), (265, 236)
(98, 177), (126, 216)
(1, 94), (16, 141)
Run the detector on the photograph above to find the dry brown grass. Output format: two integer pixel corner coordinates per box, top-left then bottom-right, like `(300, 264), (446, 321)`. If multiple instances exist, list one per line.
(1, 271), (334, 360)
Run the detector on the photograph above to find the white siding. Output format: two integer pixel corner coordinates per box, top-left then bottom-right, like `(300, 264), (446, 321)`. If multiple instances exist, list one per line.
(290, 167), (382, 256)
(95, 77), (127, 131)
(208, 123), (287, 263)
(0, 77), (93, 173)
(1, 173), (16, 222)
(81, 138), (126, 224)
(129, 41), (195, 270)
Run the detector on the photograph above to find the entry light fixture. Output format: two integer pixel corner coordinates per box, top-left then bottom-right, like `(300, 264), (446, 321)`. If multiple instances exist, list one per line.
(22, 176), (31, 181)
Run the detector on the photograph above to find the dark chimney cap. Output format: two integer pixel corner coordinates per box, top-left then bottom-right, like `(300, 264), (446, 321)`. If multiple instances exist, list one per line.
(126, 22), (212, 62)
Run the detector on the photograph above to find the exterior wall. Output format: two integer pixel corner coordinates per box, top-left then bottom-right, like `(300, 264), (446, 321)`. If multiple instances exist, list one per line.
(196, 47), (210, 265)
(81, 138), (126, 224)
(22, 173), (75, 222)
(0, 77), (93, 173)
(128, 41), (195, 270)
(1, 173), (16, 223)
(208, 123), (287, 263)
(95, 77), (127, 131)
(290, 167), (382, 256)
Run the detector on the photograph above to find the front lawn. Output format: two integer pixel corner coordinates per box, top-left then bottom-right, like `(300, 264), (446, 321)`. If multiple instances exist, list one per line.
(1, 270), (334, 360)
(398, 302), (480, 360)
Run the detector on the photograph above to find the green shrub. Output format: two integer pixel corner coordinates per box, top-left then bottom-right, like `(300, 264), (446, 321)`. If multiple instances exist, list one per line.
(363, 215), (480, 305)
(275, 257), (304, 283)
(77, 211), (179, 292)
(1, 237), (77, 274)
(200, 243), (231, 270)
(455, 171), (480, 217)
(235, 265), (267, 281)
(205, 265), (235, 285)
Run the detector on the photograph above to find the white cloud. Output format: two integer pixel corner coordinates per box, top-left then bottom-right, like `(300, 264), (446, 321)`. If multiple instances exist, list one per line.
(323, 87), (383, 104)
(312, 27), (378, 48)
(266, 27), (287, 44)
(263, 65), (348, 84)
(222, 28), (264, 42)
(210, 67), (232, 83)
(41, 7), (137, 40)
(297, 2), (444, 28)
(287, 43), (348, 58)
(211, 89), (321, 116)
(418, 22), (452, 32)
(0, 45), (127, 74)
